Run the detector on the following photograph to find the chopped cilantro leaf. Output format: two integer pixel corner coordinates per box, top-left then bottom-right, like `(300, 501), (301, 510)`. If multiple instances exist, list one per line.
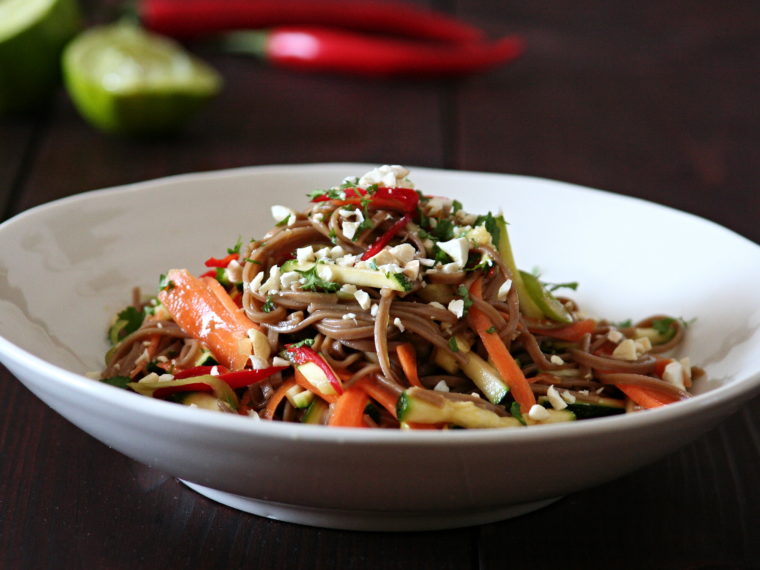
(510, 401), (527, 425)
(308, 187), (346, 201)
(296, 265), (341, 293)
(262, 295), (276, 313)
(650, 316), (690, 341)
(118, 306), (144, 334)
(415, 190), (431, 203)
(432, 217), (455, 241)
(227, 237), (243, 255)
(475, 212), (501, 245)
(486, 326), (497, 334)
(452, 200), (463, 213)
(158, 274), (174, 292)
(545, 280), (579, 293)
(651, 317), (675, 335)
(433, 245), (453, 264)
(448, 337), (459, 352)
(455, 285), (473, 314)
(101, 376), (131, 389)
(354, 214), (374, 238)
(615, 319), (633, 328)
(289, 338), (315, 348)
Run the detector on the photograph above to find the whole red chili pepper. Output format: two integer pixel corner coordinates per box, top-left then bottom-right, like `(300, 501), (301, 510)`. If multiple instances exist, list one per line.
(140, 0), (483, 43)
(221, 26), (523, 77)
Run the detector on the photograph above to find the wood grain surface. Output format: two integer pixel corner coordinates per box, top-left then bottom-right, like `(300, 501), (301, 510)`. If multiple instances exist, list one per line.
(1, 1), (758, 568)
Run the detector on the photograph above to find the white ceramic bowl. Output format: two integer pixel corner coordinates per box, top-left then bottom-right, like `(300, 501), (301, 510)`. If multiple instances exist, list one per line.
(1, 164), (759, 531)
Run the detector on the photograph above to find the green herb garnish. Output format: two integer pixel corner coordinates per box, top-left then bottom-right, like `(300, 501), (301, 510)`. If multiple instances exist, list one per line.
(510, 401), (527, 425)
(455, 285), (473, 314)
(262, 295), (276, 313)
(101, 376), (131, 389)
(296, 265), (341, 293)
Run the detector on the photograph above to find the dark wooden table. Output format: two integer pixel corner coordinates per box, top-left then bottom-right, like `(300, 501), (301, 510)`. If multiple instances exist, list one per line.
(2, 1), (759, 568)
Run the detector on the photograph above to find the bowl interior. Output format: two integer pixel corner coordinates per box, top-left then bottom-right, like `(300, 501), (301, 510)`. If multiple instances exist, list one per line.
(1, 163), (759, 399)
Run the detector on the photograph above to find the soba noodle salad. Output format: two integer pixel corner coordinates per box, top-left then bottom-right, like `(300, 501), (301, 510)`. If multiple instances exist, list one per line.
(100, 165), (699, 429)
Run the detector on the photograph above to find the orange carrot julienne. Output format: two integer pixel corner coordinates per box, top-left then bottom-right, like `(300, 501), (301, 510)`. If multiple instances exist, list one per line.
(328, 385), (370, 427)
(129, 332), (161, 377)
(469, 277), (536, 413)
(617, 384), (679, 409)
(355, 376), (400, 418)
(202, 276), (263, 332)
(158, 268), (258, 370)
(261, 378), (297, 420)
(396, 343), (423, 388)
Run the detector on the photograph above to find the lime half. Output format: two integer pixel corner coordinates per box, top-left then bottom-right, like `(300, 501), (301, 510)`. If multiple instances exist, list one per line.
(0, 0), (81, 114)
(62, 23), (222, 136)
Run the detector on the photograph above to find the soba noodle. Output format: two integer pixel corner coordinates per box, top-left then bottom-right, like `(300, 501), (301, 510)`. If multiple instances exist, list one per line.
(100, 165), (699, 429)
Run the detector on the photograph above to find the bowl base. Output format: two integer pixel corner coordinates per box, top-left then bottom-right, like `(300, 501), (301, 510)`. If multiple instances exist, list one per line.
(181, 480), (561, 531)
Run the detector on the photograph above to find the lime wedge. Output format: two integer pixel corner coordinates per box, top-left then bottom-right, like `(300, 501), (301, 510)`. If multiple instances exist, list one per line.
(62, 23), (222, 136)
(0, 0), (81, 114)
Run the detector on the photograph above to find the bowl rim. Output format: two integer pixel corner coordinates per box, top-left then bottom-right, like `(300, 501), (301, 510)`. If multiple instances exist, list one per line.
(2, 163), (760, 446)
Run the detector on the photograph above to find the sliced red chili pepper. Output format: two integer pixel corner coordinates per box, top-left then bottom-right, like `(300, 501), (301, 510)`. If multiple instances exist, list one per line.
(139, 0), (484, 44)
(286, 345), (343, 394)
(372, 187), (419, 212)
(361, 213), (412, 260)
(220, 367), (288, 389)
(223, 27), (523, 78)
(311, 186), (419, 213)
(174, 365), (229, 379)
(173, 365), (287, 388)
(204, 253), (239, 268)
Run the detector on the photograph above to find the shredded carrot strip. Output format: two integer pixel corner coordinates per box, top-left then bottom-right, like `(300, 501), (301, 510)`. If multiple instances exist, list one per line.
(617, 384), (679, 409)
(158, 269), (258, 370)
(355, 377), (400, 418)
(261, 378), (297, 420)
(129, 332), (161, 377)
(396, 343), (423, 388)
(202, 276), (263, 332)
(328, 385), (370, 427)
(469, 277), (536, 413)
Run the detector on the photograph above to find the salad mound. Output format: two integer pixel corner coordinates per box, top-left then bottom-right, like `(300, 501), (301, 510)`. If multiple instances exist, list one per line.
(100, 165), (699, 429)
